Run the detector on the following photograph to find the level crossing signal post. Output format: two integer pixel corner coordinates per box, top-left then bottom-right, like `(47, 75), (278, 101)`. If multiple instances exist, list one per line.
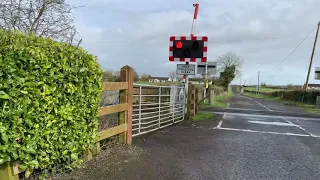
(168, 3), (208, 114)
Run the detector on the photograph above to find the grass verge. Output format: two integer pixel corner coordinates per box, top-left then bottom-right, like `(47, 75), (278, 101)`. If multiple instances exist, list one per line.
(243, 92), (280, 101)
(200, 91), (234, 109)
(134, 81), (183, 86)
(191, 111), (216, 121)
(243, 92), (320, 114)
(244, 87), (285, 93)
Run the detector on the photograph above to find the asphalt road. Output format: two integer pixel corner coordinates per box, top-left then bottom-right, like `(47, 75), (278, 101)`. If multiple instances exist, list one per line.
(133, 93), (320, 180)
(62, 92), (320, 180)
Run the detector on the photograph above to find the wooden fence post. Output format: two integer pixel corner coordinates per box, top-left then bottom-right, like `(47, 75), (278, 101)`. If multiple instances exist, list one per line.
(195, 87), (199, 114)
(209, 89), (214, 105)
(119, 65), (133, 145)
(0, 163), (19, 180)
(189, 84), (196, 117)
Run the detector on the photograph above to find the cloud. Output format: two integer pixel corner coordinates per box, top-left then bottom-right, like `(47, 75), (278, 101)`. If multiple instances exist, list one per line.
(67, 0), (320, 85)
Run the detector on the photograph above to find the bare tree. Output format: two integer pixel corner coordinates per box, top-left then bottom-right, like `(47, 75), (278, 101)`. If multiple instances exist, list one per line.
(168, 71), (177, 80)
(140, 73), (150, 82)
(103, 69), (120, 82)
(217, 52), (244, 77)
(0, 0), (81, 44)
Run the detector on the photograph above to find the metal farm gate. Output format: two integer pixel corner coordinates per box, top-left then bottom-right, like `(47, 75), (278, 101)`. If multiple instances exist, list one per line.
(132, 84), (185, 137)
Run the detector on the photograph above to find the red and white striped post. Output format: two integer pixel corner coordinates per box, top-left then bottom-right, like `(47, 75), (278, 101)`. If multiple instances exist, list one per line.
(185, 3), (199, 105)
(191, 3), (199, 37)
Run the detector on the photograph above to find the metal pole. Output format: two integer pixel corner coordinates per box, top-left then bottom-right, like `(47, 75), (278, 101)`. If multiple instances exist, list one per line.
(190, 3), (199, 37)
(138, 86), (142, 135)
(158, 87), (161, 128)
(172, 92), (175, 123)
(204, 62), (208, 104)
(258, 71), (260, 94)
(185, 3), (199, 112)
(305, 21), (320, 90)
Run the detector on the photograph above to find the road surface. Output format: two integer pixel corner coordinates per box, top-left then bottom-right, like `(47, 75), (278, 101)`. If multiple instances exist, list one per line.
(58, 92), (320, 180)
(134, 93), (320, 180)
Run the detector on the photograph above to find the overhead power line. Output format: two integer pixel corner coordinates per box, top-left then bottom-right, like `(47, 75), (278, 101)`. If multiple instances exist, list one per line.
(262, 25), (318, 72)
(89, 36), (315, 44)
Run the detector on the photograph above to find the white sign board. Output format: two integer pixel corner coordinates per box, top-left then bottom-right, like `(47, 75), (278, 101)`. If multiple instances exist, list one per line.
(315, 67), (320, 80)
(197, 62), (217, 75)
(176, 64), (195, 75)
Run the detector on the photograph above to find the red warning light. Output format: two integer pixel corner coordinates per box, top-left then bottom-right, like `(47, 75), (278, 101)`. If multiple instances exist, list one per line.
(175, 41), (183, 49)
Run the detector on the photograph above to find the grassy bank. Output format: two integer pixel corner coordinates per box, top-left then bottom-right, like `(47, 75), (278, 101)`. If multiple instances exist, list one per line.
(191, 111), (216, 121)
(244, 87), (285, 93)
(243, 92), (320, 114)
(134, 81), (183, 86)
(200, 91), (234, 109)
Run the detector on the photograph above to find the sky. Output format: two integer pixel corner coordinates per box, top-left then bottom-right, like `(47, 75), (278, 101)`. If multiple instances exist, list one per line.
(66, 0), (320, 86)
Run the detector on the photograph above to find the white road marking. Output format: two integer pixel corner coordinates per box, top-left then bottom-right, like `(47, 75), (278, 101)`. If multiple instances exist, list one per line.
(213, 94), (320, 138)
(216, 127), (310, 137)
(222, 112), (227, 119)
(248, 120), (298, 126)
(281, 116), (318, 137)
(254, 100), (273, 112)
(241, 95), (273, 112)
(217, 120), (223, 128)
(221, 107), (271, 112)
(242, 96), (253, 100)
(212, 112), (320, 121)
(222, 103), (229, 119)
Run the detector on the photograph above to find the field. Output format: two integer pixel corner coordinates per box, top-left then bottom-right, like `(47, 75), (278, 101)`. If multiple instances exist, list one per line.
(244, 87), (285, 93)
(200, 91), (234, 109)
(191, 111), (216, 121)
(243, 92), (320, 114)
(135, 81), (183, 86)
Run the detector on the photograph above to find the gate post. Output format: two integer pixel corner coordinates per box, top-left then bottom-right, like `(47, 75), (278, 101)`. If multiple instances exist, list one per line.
(195, 87), (199, 114)
(187, 83), (191, 118)
(120, 65), (133, 145)
(0, 163), (19, 180)
(209, 89), (214, 105)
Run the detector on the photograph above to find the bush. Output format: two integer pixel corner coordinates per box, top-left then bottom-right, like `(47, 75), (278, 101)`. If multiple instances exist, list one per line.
(246, 89), (320, 105)
(209, 85), (224, 96)
(0, 30), (103, 176)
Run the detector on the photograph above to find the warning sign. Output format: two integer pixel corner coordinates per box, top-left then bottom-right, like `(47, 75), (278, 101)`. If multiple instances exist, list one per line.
(176, 64), (195, 75)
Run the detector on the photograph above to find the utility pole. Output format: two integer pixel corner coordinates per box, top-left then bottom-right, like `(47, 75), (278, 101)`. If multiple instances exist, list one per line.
(304, 21), (320, 90)
(258, 71), (260, 94)
(203, 62), (208, 104)
(184, 3), (199, 110)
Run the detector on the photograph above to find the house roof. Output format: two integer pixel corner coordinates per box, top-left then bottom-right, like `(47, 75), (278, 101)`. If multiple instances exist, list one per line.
(308, 84), (320, 87)
(189, 77), (216, 81)
(149, 76), (169, 80)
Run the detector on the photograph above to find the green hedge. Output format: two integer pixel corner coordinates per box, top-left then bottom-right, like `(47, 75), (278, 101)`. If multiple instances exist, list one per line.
(0, 30), (103, 176)
(209, 85), (224, 96)
(244, 89), (320, 105)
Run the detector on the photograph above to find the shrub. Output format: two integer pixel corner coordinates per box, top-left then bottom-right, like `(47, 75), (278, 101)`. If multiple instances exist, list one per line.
(209, 85), (224, 96)
(0, 30), (103, 176)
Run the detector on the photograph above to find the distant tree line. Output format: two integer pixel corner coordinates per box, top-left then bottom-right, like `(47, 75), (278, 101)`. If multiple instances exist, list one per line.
(102, 68), (146, 82)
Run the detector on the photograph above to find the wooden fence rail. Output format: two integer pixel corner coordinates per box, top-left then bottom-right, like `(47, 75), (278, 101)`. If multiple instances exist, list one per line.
(0, 65), (134, 180)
